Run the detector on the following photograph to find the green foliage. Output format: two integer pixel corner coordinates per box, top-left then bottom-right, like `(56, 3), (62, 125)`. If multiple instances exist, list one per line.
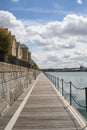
(7, 55), (30, 67)
(31, 62), (39, 70)
(0, 28), (12, 61)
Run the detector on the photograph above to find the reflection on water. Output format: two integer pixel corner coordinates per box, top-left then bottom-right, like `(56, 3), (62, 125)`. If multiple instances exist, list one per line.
(47, 72), (87, 120)
(78, 108), (87, 119)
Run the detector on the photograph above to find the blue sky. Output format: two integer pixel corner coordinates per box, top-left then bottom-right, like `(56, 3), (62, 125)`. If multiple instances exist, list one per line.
(0, 0), (87, 68)
(0, 0), (86, 20)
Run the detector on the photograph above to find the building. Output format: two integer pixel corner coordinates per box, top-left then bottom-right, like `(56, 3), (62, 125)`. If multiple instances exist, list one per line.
(11, 35), (17, 57)
(0, 27), (31, 63)
(28, 51), (31, 63)
(20, 44), (29, 61)
(16, 42), (22, 59)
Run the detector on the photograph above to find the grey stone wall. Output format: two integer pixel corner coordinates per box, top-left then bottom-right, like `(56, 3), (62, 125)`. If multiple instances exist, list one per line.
(0, 63), (40, 116)
(0, 61), (28, 72)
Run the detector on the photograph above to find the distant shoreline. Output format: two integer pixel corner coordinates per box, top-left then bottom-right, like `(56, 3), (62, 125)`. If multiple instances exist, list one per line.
(41, 68), (87, 72)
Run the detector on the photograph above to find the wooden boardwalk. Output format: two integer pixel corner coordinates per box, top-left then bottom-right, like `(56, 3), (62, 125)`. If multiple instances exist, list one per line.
(0, 72), (85, 130)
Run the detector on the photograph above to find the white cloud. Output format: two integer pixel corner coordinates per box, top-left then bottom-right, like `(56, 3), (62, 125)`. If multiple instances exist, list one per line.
(0, 11), (27, 43)
(77, 0), (83, 4)
(0, 11), (87, 68)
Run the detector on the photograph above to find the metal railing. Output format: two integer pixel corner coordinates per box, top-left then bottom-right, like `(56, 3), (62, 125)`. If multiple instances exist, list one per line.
(45, 72), (87, 112)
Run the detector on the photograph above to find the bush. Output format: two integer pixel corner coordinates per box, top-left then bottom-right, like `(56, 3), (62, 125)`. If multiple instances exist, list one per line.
(8, 55), (30, 68)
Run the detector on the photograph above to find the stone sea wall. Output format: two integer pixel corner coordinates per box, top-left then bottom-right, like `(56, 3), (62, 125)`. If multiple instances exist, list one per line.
(0, 62), (40, 116)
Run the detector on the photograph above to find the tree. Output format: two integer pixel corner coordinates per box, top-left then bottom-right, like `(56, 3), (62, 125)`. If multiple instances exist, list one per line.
(31, 62), (39, 70)
(0, 27), (12, 61)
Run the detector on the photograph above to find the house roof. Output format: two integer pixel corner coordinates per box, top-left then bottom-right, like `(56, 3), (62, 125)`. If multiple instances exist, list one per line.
(20, 44), (28, 48)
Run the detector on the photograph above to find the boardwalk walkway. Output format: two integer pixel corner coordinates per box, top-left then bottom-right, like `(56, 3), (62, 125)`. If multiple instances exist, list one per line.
(0, 72), (85, 130)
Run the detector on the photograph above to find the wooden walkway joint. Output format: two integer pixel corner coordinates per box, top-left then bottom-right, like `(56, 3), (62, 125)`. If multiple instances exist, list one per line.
(0, 72), (87, 130)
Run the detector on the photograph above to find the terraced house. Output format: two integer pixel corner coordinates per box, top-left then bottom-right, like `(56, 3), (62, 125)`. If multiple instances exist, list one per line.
(1, 27), (31, 62)
(4, 28), (31, 62)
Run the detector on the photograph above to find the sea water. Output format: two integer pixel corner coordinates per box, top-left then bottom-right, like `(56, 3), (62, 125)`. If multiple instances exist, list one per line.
(46, 72), (87, 120)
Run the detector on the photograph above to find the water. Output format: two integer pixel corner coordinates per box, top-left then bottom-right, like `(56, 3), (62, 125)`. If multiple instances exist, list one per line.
(46, 72), (87, 120)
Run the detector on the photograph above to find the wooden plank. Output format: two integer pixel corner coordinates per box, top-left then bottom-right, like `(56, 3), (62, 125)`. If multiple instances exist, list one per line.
(0, 73), (82, 130)
(12, 73), (81, 130)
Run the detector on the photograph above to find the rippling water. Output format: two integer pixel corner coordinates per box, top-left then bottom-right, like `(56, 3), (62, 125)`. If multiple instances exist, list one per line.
(46, 72), (87, 120)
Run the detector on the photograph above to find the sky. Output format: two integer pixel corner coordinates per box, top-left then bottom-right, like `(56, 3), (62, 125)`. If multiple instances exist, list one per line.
(0, 0), (87, 69)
